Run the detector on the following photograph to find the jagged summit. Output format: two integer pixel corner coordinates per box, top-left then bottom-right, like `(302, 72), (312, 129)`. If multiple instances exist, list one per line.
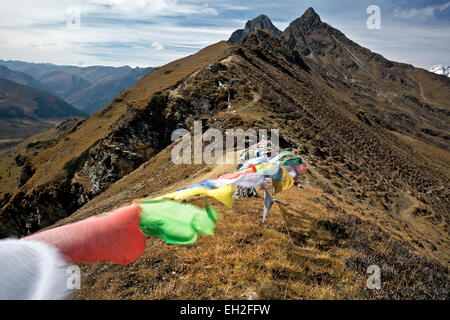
(280, 8), (329, 55)
(228, 14), (282, 44)
(228, 8), (324, 46)
(244, 14), (280, 33)
(228, 9), (324, 45)
(296, 7), (322, 28)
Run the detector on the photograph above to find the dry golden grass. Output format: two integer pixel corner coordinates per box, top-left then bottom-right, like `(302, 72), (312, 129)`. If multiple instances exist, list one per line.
(47, 40), (448, 299)
(72, 184), (365, 300)
(63, 159), (448, 300)
(412, 68), (450, 106)
(393, 131), (450, 178)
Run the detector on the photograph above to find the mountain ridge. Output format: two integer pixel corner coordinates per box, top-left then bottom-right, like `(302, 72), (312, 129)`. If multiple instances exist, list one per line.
(0, 65), (56, 95)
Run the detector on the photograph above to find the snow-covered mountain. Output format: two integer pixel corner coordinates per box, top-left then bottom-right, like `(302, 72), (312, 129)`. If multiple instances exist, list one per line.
(428, 64), (450, 77)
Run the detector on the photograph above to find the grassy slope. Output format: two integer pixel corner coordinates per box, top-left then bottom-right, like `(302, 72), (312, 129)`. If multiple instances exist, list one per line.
(0, 118), (84, 198)
(0, 127), (61, 197)
(52, 144), (362, 299)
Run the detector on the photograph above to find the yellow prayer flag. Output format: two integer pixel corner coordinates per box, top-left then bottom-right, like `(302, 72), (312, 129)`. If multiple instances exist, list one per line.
(156, 185), (234, 207)
(272, 167), (294, 194)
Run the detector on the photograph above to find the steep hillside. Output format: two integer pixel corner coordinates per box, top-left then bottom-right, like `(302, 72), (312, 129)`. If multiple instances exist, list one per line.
(0, 9), (448, 299)
(280, 8), (450, 151)
(229, 8), (450, 152)
(0, 118), (80, 200)
(0, 78), (86, 145)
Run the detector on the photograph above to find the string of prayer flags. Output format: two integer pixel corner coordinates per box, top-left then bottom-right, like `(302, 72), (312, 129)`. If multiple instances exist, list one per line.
(294, 162), (309, 173)
(253, 163), (280, 176)
(269, 151), (291, 163)
(272, 167), (283, 181)
(237, 155), (269, 171)
(176, 179), (214, 191)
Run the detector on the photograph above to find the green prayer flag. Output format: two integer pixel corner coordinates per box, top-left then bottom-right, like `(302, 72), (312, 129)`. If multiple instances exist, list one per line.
(136, 199), (219, 245)
(282, 157), (303, 167)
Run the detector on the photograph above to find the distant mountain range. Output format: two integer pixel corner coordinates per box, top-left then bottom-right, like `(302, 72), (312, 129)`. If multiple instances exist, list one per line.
(0, 65), (54, 94)
(0, 60), (155, 114)
(429, 64), (450, 77)
(0, 77), (86, 144)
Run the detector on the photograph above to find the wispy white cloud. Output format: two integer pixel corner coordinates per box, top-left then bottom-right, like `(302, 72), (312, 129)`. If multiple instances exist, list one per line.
(213, 3), (249, 11)
(89, 0), (218, 17)
(394, 2), (450, 21)
(0, 0), (218, 28)
(29, 40), (57, 48)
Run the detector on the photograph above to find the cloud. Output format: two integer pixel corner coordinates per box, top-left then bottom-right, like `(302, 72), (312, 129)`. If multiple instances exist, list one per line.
(29, 40), (57, 48)
(394, 2), (450, 21)
(331, 16), (450, 69)
(0, 0), (230, 67)
(0, 1), (449, 68)
(151, 41), (164, 50)
(213, 3), (249, 11)
(90, 0), (218, 17)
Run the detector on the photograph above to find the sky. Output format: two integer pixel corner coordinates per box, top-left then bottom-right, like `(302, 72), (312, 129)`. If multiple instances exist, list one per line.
(0, 0), (449, 69)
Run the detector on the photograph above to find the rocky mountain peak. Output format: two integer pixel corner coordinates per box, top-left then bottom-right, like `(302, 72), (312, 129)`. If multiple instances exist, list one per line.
(244, 14), (280, 34)
(228, 14), (281, 44)
(285, 7), (324, 36)
(298, 7), (322, 28)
